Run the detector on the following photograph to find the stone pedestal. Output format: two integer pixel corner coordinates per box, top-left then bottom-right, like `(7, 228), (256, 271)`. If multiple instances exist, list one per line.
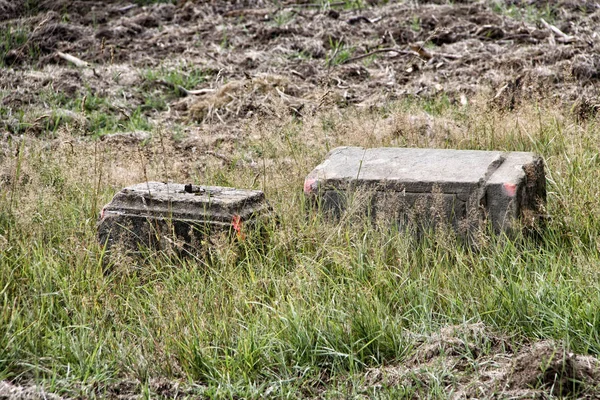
(304, 147), (546, 235)
(98, 182), (271, 253)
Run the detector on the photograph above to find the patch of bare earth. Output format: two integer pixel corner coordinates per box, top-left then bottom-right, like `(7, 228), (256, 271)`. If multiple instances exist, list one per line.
(364, 323), (600, 398)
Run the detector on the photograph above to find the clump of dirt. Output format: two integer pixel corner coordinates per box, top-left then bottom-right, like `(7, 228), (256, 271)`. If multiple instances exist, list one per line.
(30, 22), (83, 53)
(187, 74), (319, 122)
(0, 0), (123, 22)
(0, 0), (20, 22)
(504, 341), (600, 397)
(0, 377), (201, 400)
(364, 323), (600, 398)
(0, 380), (62, 400)
(412, 323), (512, 364)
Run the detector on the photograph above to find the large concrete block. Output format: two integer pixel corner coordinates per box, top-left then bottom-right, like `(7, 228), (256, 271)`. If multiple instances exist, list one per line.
(304, 147), (546, 235)
(98, 182), (271, 253)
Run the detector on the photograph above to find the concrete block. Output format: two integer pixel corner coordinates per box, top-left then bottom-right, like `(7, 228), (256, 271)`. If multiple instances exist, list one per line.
(98, 182), (271, 253)
(304, 147), (546, 235)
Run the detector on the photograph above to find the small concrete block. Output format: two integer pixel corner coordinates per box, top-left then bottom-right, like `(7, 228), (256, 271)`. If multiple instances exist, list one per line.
(304, 147), (546, 235)
(98, 182), (271, 252)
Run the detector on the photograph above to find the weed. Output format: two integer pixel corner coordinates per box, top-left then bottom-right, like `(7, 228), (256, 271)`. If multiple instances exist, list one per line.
(422, 94), (452, 116)
(134, 0), (175, 5)
(271, 11), (295, 27)
(326, 38), (353, 67)
(309, 0), (366, 10)
(410, 16), (421, 32)
(219, 31), (231, 50)
(288, 49), (312, 61)
(491, 1), (556, 23)
(341, 0), (366, 10)
(143, 63), (209, 95)
(0, 25), (36, 67)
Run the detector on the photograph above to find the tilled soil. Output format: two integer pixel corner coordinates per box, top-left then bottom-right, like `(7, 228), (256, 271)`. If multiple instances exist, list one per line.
(1, 0), (600, 137)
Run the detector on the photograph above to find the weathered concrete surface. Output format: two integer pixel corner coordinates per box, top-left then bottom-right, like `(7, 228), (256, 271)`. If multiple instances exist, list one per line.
(98, 182), (271, 252)
(305, 147), (546, 235)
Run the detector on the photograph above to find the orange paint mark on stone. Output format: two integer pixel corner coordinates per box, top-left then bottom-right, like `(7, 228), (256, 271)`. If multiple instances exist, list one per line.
(232, 215), (246, 240)
(503, 182), (517, 197)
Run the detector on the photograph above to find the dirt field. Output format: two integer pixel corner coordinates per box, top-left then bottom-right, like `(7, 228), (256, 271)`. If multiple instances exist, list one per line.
(2, 0), (600, 398)
(1, 0), (599, 135)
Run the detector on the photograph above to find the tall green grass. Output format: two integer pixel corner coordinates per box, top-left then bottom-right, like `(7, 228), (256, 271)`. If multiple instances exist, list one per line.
(1, 101), (600, 397)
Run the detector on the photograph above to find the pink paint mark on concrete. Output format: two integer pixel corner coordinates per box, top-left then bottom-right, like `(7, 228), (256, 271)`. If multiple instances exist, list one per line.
(503, 182), (517, 197)
(304, 178), (317, 194)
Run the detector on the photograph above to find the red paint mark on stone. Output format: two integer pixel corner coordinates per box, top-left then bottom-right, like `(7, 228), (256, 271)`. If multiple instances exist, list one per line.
(304, 178), (317, 194)
(232, 215), (246, 240)
(503, 182), (517, 197)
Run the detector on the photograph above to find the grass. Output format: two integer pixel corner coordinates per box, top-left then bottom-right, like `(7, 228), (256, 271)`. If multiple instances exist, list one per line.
(142, 64), (210, 96)
(337, 0), (367, 10)
(1, 98), (600, 397)
(326, 38), (353, 67)
(139, 63), (216, 114)
(491, 1), (557, 23)
(271, 11), (296, 27)
(296, 0), (367, 10)
(410, 16), (421, 32)
(133, 0), (176, 5)
(0, 25), (38, 67)
(1, 86), (155, 137)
